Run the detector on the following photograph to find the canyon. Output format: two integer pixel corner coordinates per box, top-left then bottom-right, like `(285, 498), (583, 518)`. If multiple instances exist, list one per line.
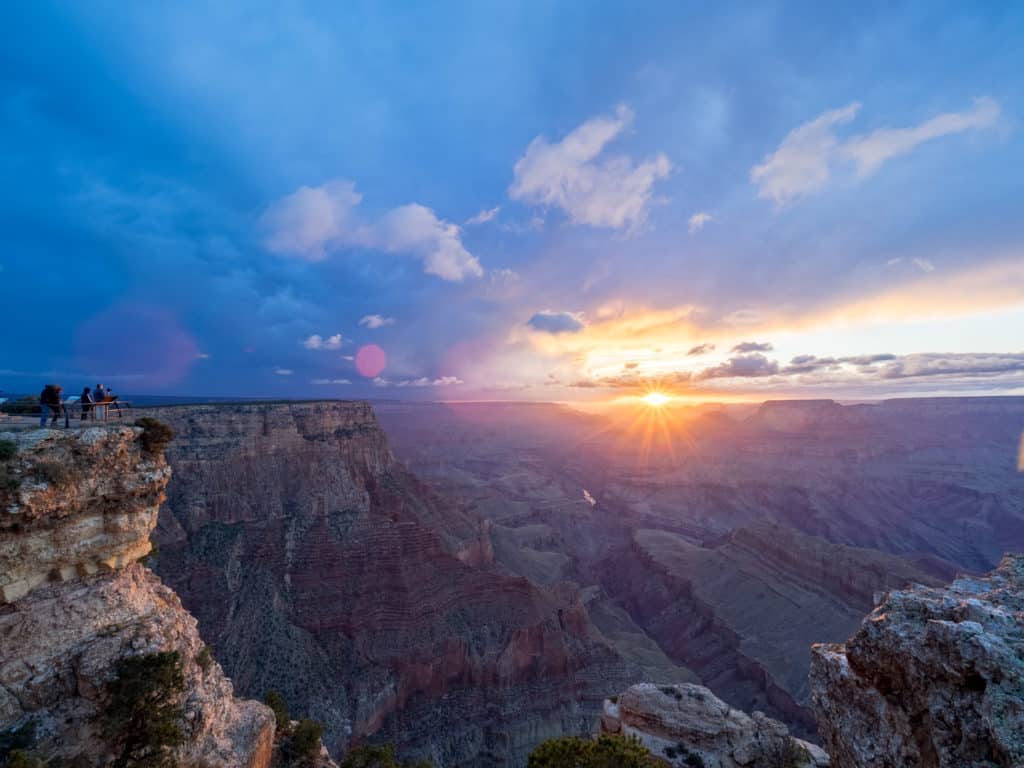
(2, 396), (1021, 766)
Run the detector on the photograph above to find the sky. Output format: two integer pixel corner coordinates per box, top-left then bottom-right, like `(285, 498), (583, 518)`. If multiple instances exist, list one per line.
(2, 1), (1023, 402)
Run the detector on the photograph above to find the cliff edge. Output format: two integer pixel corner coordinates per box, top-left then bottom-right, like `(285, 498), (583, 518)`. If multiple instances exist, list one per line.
(0, 427), (275, 767)
(810, 554), (1024, 768)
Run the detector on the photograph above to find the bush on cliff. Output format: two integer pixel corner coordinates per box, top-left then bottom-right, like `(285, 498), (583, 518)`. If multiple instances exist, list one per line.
(527, 734), (660, 768)
(280, 718), (325, 766)
(101, 651), (185, 768)
(340, 743), (432, 768)
(263, 690), (291, 732)
(0, 439), (16, 461)
(134, 418), (174, 456)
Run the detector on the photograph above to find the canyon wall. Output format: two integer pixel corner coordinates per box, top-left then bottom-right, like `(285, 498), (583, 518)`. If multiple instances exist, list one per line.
(135, 402), (628, 766)
(811, 554), (1024, 767)
(0, 426), (274, 767)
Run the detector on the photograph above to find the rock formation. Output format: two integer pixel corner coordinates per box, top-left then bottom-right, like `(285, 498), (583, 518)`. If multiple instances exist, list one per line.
(600, 683), (828, 767)
(810, 554), (1024, 768)
(133, 402), (628, 766)
(0, 426), (275, 767)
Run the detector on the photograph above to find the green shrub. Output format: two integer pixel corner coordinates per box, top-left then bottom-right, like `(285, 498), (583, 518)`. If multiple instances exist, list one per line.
(194, 645), (213, 672)
(0, 397), (39, 415)
(290, 719), (323, 762)
(764, 737), (811, 768)
(134, 418), (174, 456)
(528, 734), (658, 768)
(101, 651), (185, 768)
(264, 690), (291, 732)
(685, 753), (706, 768)
(0, 440), (16, 462)
(0, 466), (19, 494)
(340, 743), (432, 768)
(0, 720), (37, 764)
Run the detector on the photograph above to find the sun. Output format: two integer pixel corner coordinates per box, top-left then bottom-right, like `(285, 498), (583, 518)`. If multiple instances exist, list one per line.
(641, 392), (670, 407)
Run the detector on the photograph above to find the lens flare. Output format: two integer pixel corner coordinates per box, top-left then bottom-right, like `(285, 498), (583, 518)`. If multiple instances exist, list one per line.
(355, 344), (387, 378)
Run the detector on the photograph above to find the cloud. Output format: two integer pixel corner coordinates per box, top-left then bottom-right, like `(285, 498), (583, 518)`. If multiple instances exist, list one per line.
(782, 354), (840, 374)
(875, 352), (1024, 380)
(262, 181), (481, 281)
(359, 314), (395, 329)
(274, 367), (294, 375)
(373, 375), (465, 387)
(751, 98), (999, 206)
(466, 206), (500, 226)
(303, 333), (343, 350)
(842, 97), (1000, 176)
(688, 211), (714, 234)
(509, 105), (671, 230)
(912, 257), (936, 273)
(527, 310), (585, 334)
(699, 353), (779, 379)
(311, 378), (351, 384)
(376, 203), (483, 281)
(687, 343), (716, 356)
(731, 341), (774, 353)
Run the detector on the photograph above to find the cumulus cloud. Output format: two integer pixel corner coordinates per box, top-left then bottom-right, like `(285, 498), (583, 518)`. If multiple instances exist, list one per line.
(875, 352), (1024, 380)
(527, 310), (585, 334)
(466, 206), (500, 226)
(732, 341), (774, 353)
(699, 353), (779, 379)
(303, 333), (343, 350)
(687, 343), (715, 356)
(751, 98), (999, 206)
(688, 211), (714, 234)
(359, 314), (395, 329)
(509, 105), (671, 230)
(262, 181), (481, 281)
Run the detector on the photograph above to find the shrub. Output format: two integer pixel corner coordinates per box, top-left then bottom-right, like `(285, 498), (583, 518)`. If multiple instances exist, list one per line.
(135, 418), (174, 456)
(0, 466), (19, 494)
(685, 753), (706, 768)
(0, 397), (39, 415)
(3, 751), (44, 768)
(0, 440), (16, 461)
(290, 719), (323, 762)
(194, 645), (213, 672)
(340, 743), (432, 768)
(528, 734), (658, 768)
(264, 690), (291, 733)
(32, 461), (71, 487)
(0, 721), (37, 764)
(764, 737), (811, 768)
(101, 651), (185, 768)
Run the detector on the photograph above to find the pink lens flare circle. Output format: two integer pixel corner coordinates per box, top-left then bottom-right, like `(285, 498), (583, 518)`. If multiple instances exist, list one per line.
(355, 344), (387, 378)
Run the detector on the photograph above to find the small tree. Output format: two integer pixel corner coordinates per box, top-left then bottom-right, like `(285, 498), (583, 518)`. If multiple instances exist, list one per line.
(102, 651), (185, 768)
(288, 719), (323, 765)
(264, 690), (291, 733)
(134, 418), (174, 456)
(528, 734), (658, 768)
(340, 743), (432, 768)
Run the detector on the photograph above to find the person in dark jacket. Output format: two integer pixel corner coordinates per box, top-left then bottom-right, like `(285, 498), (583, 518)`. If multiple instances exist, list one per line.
(80, 386), (95, 421)
(39, 384), (63, 427)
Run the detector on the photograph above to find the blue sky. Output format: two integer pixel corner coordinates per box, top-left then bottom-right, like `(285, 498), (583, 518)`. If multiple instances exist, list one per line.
(2, 1), (1023, 401)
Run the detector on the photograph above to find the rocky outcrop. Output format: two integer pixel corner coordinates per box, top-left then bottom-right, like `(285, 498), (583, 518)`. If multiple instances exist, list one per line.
(0, 427), (274, 767)
(135, 402), (627, 766)
(601, 683), (828, 767)
(810, 555), (1024, 767)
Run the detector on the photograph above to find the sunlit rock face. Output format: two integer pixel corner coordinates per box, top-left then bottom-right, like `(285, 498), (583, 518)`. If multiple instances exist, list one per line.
(0, 427), (274, 767)
(600, 683), (828, 767)
(810, 555), (1024, 768)
(136, 402), (627, 767)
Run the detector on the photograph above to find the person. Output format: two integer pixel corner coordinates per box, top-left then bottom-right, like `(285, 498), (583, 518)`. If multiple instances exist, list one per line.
(94, 383), (107, 420)
(39, 384), (63, 428)
(80, 386), (95, 421)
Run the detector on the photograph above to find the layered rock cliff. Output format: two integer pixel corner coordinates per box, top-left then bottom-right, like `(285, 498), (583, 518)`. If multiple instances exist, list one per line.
(135, 402), (627, 766)
(0, 427), (274, 766)
(600, 683), (828, 767)
(810, 554), (1024, 768)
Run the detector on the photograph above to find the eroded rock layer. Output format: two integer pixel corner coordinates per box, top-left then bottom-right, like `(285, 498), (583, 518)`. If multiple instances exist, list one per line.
(137, 402), (627, 766)
(810, 555), (1024, 767)
(0, 427), (274, 767)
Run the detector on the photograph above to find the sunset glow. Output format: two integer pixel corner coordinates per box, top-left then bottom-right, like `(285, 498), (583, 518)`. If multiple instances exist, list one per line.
(642, 392), (670, 407)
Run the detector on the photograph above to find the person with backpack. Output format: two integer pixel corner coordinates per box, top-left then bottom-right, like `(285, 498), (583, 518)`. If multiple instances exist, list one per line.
(39, 384), (64, 428)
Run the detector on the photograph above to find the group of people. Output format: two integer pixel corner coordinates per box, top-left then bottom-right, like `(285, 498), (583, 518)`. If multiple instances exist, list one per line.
(39, 383), (115, 427)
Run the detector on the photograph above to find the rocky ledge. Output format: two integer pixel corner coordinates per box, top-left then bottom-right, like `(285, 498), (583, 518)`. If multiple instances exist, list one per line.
(810, 554), (1024, 768)
(0, 427), (275, 767)
(600, 683), (828, 767)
